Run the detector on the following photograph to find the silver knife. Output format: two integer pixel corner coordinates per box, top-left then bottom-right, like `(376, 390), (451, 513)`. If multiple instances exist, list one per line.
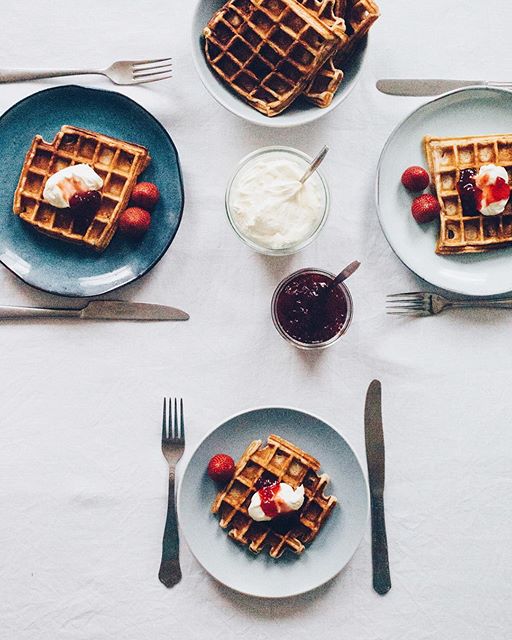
(364, 379), (391, 595)
(376, 78), (499, 96)
(0, 301), (189, 321)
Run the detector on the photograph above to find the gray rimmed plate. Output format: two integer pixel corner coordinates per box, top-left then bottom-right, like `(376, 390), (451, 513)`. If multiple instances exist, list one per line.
(178, 407), (369, 598)
(192, 0), (368, 128)
(376, 86), (512, 296)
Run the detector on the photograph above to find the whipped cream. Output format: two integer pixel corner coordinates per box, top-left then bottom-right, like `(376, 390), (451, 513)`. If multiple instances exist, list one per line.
(475, 164), (510, 216)
(228, 152), (326, 251)
(248, 483), (305, 522)
(43, 164), (103, 208)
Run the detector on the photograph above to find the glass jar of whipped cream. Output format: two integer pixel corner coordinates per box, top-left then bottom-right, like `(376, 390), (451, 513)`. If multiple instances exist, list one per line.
(225, 146), (330, 256)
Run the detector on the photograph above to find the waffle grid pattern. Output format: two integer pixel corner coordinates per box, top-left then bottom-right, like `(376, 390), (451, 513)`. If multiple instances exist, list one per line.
(204, 0), (342, 116)
(13, 126), (150, 251)
(424, 134), (512, 254)
(304, 0), (379, 107)
(211, 434), (337, 558)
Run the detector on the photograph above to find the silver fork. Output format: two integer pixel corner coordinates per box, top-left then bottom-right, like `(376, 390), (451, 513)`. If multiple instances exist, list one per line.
(0, 58), (172, 85)
(387, 292), (512, 316)
(159, 397), (185, 588)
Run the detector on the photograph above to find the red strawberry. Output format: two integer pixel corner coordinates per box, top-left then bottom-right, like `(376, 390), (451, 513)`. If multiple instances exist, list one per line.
(207, 454), (235, 483)
(411, 194), (440, 224)
(119, 207), (151, 238)
(130, 182), (160, 211)
(401, 166), (430, 192)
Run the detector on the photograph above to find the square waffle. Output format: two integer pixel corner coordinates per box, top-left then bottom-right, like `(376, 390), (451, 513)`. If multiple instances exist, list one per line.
(424, 134), (512, 254)
(203, 0), (344, 117)
(13, 125), (150, 252)
(303, 0), (379, 107)
(211, 434), (337, 558)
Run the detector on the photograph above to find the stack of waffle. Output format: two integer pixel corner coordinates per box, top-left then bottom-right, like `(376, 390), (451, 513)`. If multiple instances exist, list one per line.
(211, 434), (337, 558)
(424, 134), (512, 254)
(13, 126), (150, 252)
(204, 0), (379, 116)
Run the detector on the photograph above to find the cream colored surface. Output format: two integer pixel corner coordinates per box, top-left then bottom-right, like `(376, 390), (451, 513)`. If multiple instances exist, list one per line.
(0, 0), (511, 638)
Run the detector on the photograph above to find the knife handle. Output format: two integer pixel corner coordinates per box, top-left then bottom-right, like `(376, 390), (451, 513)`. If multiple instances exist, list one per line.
(0, 305), (81, 319)
(370, 495), (391, 595)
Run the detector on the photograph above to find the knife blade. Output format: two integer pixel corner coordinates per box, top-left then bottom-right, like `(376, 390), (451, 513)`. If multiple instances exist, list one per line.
(0, 301), (189, 321)
(376, 78), (485, 96)
(364, 379), (391, 595)
(81, 301), (189, 321)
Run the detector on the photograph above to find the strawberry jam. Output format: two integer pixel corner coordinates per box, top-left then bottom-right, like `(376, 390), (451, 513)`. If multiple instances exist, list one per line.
(257, 483), (280, 519)
(457, 168), (478, 215)
(69, 190), (101, 217)
(273, 269), (351, 346)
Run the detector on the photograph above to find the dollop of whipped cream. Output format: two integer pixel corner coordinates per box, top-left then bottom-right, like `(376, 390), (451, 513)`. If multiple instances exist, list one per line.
(43, 164), (103, 208)
(248, 482), (305, 522)
(475, 164), (510, 216)
(229, 154), (325, 250)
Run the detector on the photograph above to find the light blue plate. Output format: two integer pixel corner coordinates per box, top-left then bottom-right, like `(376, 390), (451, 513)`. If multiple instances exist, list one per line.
(178, 407), (369, 598)
(0, 85), (184, 297)
(377, 87), (512, 296)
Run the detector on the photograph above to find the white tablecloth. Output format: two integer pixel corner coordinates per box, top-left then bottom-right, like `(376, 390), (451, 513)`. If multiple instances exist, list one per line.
(1, 1), (511, 638)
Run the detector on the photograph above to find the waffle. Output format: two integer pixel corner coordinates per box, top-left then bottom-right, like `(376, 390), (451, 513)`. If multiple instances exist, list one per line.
(334, 0), (379, 64)
(211, 434), (337, 558)
(13, 126), (150, 252)
(303, 0), (379, 107)
(203, 0), (344, 117)
(424, 134), (512, 254)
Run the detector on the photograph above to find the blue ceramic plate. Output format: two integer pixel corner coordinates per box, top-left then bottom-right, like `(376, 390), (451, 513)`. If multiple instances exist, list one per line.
(0, 85), (184, 297)
(178, 407), (369, 598)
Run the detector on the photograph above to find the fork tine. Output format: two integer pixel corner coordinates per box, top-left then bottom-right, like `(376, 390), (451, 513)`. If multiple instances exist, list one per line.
(386, 294), (424, 300)
(133, 68), (173, 80)
(386, 303), (425, 310)
(387, 310), (425, 315)
(162, 398), (168, 441)
(387, 292), (428, 298)
(179, 398), (184, 441)
(133, 62), (173, 74)
(131, 73), (173, 85)
(131, 57), (173, 67)
(386, 300), (425, 306)
(172, 398), (178, 439)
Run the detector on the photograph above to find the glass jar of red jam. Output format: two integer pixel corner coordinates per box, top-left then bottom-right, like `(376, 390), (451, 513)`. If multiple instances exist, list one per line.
(271, 268), (353, 349)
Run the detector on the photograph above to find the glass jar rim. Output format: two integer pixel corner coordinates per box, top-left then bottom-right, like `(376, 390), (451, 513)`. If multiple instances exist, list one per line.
(225, 146), (330, 256)
(271, 268), (354, 349)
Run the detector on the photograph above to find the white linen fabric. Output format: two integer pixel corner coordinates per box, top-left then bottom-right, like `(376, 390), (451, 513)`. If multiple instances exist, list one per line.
(0, 1), (511, 638)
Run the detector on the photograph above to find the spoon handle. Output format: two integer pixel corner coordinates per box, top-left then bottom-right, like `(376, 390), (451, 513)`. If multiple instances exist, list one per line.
(332, 260), (361, 287)
(299, 145), (329, 184)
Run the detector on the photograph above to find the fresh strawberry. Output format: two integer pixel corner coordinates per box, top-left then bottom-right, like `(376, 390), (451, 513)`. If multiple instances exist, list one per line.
(411, 194), (440, 224)
(401, 166), (430, 192)
(118, 207), (151, 238)
(207, 454), (235, 483)
(130, 182), (160, 211)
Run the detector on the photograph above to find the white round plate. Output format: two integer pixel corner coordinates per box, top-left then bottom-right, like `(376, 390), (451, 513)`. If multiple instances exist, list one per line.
(178, 407), (369, 598)
(192, 0), (368, 128)
(376, 87), (512, 296)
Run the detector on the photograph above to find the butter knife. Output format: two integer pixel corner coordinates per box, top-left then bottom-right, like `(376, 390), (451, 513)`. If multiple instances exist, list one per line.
(364, 379), (391, 595)
(376, 79), (511, 96)
(0, 301), (189, 321)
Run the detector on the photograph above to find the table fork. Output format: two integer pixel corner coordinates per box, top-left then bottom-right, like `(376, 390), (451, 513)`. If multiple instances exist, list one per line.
(0, 58), (172, 85)
(159, 397), (185, 588)
(387, 292), (512, 316)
